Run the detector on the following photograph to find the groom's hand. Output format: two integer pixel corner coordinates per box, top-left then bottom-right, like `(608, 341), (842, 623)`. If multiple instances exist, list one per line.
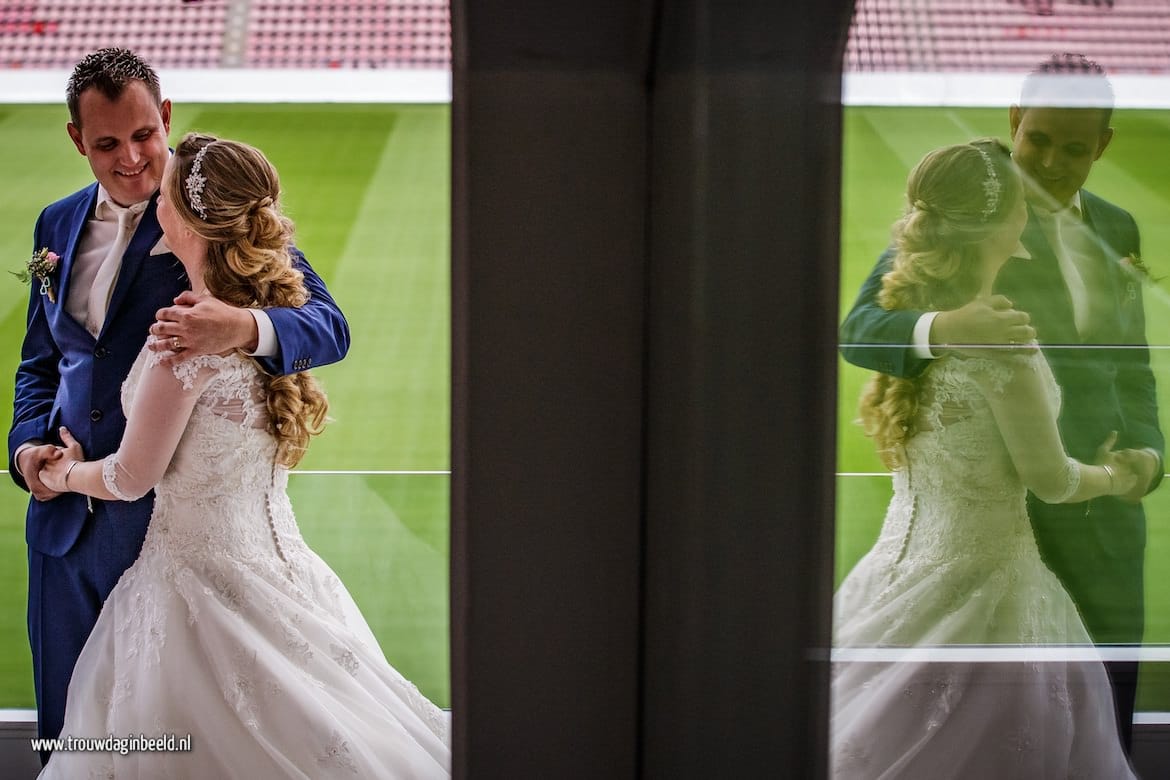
(1112, 448), (1161, 504)
(17, 443), (63, 501)
(931, 295), (1036, 357)
(150, 291), (259, 361)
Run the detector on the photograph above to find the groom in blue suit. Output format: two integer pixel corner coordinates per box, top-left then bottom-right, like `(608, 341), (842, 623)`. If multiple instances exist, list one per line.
(841, 55), (1163, 751)
(8, 48), (350, 758)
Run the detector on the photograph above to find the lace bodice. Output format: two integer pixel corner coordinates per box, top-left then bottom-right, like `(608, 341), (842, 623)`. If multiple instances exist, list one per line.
(106, 348), (305, 572)
(875, 350), (1077, 570)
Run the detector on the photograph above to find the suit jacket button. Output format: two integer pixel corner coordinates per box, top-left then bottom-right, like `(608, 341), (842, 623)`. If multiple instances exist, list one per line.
(90, 409), (102, 422)
(95, 347), (108, 358)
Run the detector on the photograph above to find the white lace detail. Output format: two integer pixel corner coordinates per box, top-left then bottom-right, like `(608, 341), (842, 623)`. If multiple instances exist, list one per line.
(101, 454), (140, 502)
(317, 730), (359, 774)
(1051, 456), (1082, 504)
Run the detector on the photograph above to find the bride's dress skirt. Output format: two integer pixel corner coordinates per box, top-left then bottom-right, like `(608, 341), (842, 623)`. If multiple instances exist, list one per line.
(831, 354), (1136, 779)
(832, 515), (1134, 780)
(40, 503), (450, 779)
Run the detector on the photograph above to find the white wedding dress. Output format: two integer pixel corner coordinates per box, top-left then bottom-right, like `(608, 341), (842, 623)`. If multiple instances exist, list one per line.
(40, 348), (450, 779)
(832, 351), (1135, 779)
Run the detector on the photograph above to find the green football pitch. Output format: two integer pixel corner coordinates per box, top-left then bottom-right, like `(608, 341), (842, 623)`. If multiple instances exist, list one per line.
(2, 102), (1170, 715)
(839, 106), (1170, 710)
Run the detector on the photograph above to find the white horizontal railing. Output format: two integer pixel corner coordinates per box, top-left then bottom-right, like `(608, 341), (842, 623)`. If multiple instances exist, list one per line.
(844, 72), (1170, 109)
(0, 68), (451, 103)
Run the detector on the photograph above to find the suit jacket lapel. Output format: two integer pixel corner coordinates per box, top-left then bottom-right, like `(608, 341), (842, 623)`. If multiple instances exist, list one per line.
(1076, 194), (1127, 343)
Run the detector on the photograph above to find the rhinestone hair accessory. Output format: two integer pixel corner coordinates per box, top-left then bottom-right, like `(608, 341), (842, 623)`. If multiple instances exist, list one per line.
(185, 144), (210, 219)
(973, 145), (1001, 222)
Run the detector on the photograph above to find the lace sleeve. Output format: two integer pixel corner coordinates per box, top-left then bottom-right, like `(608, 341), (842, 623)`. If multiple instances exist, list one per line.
(102, 353), (220, 501)
(966, 353), (1085, 504)
(1049, 456), (1082, 504)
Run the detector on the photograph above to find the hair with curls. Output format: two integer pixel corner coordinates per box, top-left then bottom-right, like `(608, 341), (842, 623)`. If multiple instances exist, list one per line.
(66, 48), (162, 128)
(858, 139), (1022, 468)
(164, 132), (328, 467)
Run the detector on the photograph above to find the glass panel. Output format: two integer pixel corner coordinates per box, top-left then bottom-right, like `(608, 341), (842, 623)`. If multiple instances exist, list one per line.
(835, 2), (1170, 775)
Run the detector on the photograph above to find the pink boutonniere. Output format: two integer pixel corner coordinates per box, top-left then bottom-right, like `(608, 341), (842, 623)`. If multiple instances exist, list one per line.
(1120, 251), (1160, 282)
(13, 247), (60, 303)
(1118, 252), (1163, 306)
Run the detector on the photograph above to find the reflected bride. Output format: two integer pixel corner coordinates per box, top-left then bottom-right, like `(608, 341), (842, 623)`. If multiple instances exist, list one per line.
(831, 140), (1136, 779)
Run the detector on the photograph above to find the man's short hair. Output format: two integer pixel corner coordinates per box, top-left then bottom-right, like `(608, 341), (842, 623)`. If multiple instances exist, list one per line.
(66, 48), (162, 127)
(1019, 53), (1114, 130)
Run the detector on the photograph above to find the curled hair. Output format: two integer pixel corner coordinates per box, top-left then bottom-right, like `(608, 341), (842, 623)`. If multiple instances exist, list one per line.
(165, 132), (328, 467)
(66, 48), (161, 127)
(859, 139), (1022, 468)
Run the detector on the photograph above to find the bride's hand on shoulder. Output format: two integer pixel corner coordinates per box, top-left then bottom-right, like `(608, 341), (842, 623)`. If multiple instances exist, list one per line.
(931, 295), (1036, 358)
(150, 291), (257, 363)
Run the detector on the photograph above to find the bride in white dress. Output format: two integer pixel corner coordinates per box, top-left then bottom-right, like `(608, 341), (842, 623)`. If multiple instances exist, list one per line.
(37, 133), (450, 778)
(832, 140), (1138, 779)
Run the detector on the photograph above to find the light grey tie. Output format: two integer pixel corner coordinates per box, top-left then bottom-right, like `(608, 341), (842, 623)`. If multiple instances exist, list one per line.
(86, 204), (136, 337)
(1045, 207), (1093, 337)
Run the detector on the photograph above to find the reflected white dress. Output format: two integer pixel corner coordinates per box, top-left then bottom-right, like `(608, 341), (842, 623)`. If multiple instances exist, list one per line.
(831, 351), (1135, 779)
(41, 348), (450, 779)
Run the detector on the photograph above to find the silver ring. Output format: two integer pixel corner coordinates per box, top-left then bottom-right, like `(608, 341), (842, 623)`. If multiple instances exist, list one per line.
(171, 336), (181, 351)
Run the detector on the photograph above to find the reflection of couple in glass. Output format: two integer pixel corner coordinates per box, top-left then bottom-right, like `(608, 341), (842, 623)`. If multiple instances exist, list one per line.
(834, 56), (1160, 778)
(11, 49), (450, 776)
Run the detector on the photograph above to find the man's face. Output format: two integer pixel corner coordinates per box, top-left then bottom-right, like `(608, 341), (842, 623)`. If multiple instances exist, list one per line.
(1009, 106), (1112, 208)
(66, 80), (172, 207)
(156, 156), (182, 242)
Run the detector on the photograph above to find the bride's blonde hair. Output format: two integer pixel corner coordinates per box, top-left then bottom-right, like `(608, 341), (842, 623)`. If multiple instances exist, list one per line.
(165, 132), (328, 467)
(858, 139), (1022, 468)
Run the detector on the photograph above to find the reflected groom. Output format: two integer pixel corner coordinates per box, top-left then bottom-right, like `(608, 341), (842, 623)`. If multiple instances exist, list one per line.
(840, 54), (1163, 750)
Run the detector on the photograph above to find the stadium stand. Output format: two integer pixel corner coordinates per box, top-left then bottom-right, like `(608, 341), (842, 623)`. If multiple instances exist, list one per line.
(246, 0), (449, 68)
(847, 0), (1170, 73)
(0, 0), (450, 69)
(5, 1), (1155, 75)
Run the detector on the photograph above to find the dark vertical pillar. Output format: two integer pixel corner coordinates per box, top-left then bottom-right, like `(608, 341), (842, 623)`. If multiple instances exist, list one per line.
(452, 1), (852, 777)
(450, 3), (652, 777)
(639, 3), (852, 776)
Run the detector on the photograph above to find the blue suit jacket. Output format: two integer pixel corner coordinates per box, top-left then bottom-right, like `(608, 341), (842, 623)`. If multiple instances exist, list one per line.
(9, 182), (351, 558)
(840, 190), (1163, 642)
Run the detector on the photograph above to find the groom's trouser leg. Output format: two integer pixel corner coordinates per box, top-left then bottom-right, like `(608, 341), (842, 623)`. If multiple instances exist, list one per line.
(27, 503), (145, 765)
(28, 545), (101, 765)
(1104, 659), (1139, 752)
